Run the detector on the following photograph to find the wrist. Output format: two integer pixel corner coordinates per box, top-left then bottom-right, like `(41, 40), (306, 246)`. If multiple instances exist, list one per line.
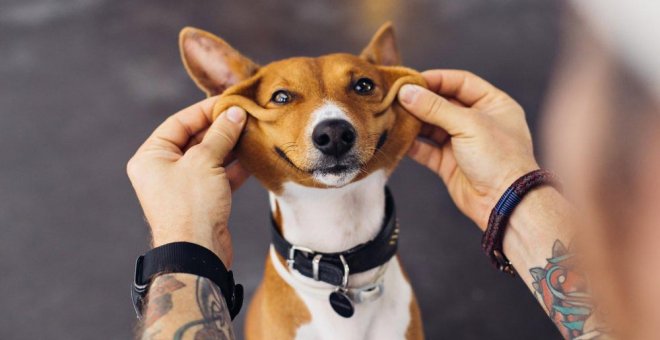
(133, 242), (243, 321)
(151, 226), (232, 267)
(496, 162), (542, 203)
(477, 162), (541, 230)
(503, 186), (572, 269)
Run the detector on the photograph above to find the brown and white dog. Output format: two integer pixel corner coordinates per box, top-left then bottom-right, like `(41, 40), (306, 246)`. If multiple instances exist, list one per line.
(179, 22), (425, 340)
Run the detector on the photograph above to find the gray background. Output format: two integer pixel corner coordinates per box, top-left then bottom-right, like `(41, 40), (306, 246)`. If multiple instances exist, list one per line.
(0, 0), (561, 338)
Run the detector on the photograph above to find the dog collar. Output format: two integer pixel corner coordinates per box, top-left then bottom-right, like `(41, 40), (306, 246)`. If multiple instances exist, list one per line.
(268, 247), (389, 303)
(271, 186), (398, 286)
(270, 186), (399, 317)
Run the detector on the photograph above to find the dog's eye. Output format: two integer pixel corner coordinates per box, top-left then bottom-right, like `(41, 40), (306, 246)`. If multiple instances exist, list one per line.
(353, 78), (374, 95)
(271, 90), (292, 104)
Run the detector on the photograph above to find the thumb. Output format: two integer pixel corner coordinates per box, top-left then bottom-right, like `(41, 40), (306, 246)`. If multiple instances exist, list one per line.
(198, 106), (246, 162)
(398, 84), (472, 135)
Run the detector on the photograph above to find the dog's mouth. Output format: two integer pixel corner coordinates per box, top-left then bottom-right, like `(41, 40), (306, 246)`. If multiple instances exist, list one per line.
(310, 160), (360, 187)
(274, 147), (360, 175)
(314, 163), (355, 175)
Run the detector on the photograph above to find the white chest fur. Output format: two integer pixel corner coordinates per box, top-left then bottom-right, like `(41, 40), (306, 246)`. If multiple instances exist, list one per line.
(269, 171), (414, 339)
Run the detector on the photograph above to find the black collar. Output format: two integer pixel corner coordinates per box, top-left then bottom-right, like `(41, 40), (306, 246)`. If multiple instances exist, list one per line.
(271, 187), (399, 287)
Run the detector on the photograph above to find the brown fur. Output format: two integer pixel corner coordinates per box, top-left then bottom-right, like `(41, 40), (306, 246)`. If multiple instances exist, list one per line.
(399, 255), (425, 340)
(407, 295), (424, 340)
(220, 59), (424, 193)
(179, 22), (426, 339)
(245, 255), (312, 340)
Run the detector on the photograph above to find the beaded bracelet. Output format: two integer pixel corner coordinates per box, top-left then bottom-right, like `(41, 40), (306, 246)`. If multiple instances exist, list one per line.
(481, 169), (560, 276)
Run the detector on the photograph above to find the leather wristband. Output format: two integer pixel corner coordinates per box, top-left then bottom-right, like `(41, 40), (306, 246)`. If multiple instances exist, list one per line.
(482, 169), (560, 276)
(131, 242), (243, 320)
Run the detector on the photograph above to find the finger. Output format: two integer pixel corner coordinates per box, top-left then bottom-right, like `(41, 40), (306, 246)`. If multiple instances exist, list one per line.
(226, 161), (251, 192)
(222, 151), (238, 166)
(448, 98), (466, 107)
(140, 96), (217, 154)
(183, 127), (208, 152)
(398, 84), (472, 135)
(419, 123), (449, 146)
(421, 69), (502, 108)
(198, 106), (247, 163)
(407, 139), (445, 175)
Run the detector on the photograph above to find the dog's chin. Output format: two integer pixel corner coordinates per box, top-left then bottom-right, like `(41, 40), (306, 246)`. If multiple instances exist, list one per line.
(312, 167), (359, 187)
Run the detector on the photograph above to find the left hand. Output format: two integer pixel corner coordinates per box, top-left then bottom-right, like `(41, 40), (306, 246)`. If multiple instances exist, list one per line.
(127, 97), (249, 267)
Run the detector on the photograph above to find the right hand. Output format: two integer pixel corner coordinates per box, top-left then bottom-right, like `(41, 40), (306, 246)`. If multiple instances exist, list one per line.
(127, 98), (250, 267)
(398, 70), (539, 230)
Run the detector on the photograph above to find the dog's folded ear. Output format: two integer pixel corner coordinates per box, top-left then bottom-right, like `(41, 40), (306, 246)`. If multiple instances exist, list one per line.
(179, 27), (259, 97)
(360, 22), (401, 66)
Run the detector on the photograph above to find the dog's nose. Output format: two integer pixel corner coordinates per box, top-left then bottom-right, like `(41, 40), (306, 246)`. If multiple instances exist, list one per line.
(312, 119), (356, 157)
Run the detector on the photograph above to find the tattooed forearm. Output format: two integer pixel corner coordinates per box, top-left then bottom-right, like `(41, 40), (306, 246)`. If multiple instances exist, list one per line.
(173, 276), (235, 340)
(529, 240), (606, 339)
(139, 274), (235, 340)
(143, 275), (186, 328)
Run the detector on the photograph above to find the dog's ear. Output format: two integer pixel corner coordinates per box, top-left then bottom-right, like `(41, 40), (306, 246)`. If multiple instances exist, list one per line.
(179, 27), (259, 97)
(360, 22), (401, 66)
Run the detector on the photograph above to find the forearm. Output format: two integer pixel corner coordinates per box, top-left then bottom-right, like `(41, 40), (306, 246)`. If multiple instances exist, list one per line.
(503, 187), (607, 339)
(140, 273), (236, 340)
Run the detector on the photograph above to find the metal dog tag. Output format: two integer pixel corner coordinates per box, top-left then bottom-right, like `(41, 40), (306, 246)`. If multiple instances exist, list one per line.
(329, 289), (354, 318)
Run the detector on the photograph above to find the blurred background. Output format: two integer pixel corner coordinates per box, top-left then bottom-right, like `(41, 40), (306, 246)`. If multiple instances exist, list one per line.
(0, 0), (561, 338)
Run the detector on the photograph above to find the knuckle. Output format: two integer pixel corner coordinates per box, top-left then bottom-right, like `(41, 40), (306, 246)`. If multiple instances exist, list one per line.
(209, 128), (236, 147)
(426, 95), (446, 118)
(462, 70), (477, 79)
(513, 102), (525, 114)
(126, 157), (140, 178)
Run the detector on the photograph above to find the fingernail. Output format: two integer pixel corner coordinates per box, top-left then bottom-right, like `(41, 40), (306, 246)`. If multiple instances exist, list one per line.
(399, 84), (420, 105)
(226, 106), (246, 124)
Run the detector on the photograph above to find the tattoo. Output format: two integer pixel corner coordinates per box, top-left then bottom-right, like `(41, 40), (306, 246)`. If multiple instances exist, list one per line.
(530, 240), (605, 339)
(173, 277), (235, 340)
(144, 275), (186, 328)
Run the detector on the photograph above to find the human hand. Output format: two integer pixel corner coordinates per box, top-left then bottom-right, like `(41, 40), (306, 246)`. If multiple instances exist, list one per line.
(127, 98), (249, 266)
(398, 70), (539, 230)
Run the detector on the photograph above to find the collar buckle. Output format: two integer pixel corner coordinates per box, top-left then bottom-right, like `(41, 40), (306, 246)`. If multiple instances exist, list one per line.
(287, 245), (314, 270)
(338, 254), (350, 288)
(312, 254), (323, 281)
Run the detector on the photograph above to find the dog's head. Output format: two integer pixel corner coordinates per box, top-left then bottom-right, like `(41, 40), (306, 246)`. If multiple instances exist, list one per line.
(180, 23), (424, 192)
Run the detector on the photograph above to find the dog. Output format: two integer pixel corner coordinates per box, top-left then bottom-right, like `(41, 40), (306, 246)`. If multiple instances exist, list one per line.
(179, 22), (425, 340)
